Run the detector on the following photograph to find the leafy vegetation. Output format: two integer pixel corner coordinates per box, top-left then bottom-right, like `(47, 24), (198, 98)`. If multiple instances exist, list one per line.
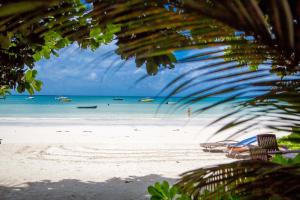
(0, 85), (10, 98)
(177, 160), (300, 200)
(278, 128), (300, 150)
(148, 181), (191, 200)
(272, 154), (300, 165)
(148, 181), (242, 200)
(0, 0), (119, 94)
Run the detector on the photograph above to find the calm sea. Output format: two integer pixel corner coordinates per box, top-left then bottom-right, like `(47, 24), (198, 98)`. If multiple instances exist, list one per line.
(0, 95), (230, 118)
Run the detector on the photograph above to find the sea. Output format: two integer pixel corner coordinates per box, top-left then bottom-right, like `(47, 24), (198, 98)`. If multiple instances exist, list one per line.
(0, 95), (231, 119)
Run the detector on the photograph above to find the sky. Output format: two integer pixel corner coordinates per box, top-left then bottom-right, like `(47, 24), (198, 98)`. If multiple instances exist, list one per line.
(30, 41), (213, 96)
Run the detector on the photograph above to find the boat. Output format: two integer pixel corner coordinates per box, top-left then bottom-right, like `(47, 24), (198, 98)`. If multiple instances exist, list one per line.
(113, 97), (124, 101)
(61, 98), (72, 102)
(139, 98), (154, 102)
(55, 96), (67, 100)
(77, 105), (97, 109)
(166, 101), (176, 104)
(55, 96), (72, 102)
(26, 96), (35, 100)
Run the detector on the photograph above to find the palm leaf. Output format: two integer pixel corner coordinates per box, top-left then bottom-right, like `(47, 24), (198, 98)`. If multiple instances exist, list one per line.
(176, 160), (300, 199)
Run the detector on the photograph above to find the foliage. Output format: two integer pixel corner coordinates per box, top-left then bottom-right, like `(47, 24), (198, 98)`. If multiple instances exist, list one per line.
(177, 160), (300, 200)
(277, 127), (300, 150)
(148, 181), (191, 200)
(0, 0), (83, 94)
(148, 181), (241, 200)
(0, 0), (118, 94)
(272, 154), (300, 165)
(20, 70), (43, 95)
(0, 85), (10, 98)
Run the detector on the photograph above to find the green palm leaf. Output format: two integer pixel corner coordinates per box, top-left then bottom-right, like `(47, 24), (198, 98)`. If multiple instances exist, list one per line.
(176, 160), (300, 199)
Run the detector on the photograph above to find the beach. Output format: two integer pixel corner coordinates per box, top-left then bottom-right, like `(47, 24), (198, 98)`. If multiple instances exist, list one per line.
(0, 116), (237, 200)
(0, 96), (280, 200)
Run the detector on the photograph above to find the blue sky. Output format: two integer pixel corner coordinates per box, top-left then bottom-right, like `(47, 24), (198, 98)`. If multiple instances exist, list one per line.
(31, 41), (212, 96)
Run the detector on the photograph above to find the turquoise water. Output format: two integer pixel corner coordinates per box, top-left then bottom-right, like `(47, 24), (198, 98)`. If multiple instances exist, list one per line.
(0, 95), (229, 118)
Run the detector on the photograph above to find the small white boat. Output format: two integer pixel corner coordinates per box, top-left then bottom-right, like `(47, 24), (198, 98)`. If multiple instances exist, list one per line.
(166, 101), (176, 104)
(61, 98), (72, 103)
(26, 96), (35, 100)
(55, 96), (67, 100)
(139, 98), (154, 102)
(55, 96), (72, 102)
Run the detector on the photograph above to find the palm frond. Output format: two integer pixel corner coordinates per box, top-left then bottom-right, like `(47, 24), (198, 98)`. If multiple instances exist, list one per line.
(177, 160), (300, 199)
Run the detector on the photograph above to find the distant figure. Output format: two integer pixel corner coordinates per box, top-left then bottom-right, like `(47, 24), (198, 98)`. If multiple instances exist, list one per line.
(187, 107), (192, 118)
(107, 104), (110, 106)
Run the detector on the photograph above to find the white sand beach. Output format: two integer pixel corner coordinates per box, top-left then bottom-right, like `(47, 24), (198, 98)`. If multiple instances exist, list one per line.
(0, 117), (245, 200)
(0, 116), (288, 200)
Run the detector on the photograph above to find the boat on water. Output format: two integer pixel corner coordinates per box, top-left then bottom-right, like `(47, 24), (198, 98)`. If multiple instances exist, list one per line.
(26, 96), (35, 100)
(77, 105), (97, 109)
(139, 98), (154, 102)
(55, 96), (67, 100)
(55, 96), (72, 102)
(166, 101), (176, 104)
(112, 97), (124, 101)
(61, 98), (72, 102)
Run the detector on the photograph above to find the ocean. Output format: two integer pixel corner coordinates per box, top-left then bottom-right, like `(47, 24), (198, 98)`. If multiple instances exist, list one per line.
(0, 95), (230, 118)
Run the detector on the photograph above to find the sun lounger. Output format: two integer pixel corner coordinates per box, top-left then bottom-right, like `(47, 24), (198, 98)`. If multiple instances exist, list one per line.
(249, 147), (269, 161)
(200, 139), (238, 152)
(201, 136), (256, 153)
(225, 136), (257, 159)
(200, 139), (238, 148)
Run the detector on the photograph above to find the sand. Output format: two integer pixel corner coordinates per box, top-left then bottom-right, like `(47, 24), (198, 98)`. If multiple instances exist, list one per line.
(0, 117), (277, 200)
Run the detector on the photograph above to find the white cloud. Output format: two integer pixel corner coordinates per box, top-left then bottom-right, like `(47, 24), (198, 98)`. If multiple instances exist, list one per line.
(87, 72), (97, 81)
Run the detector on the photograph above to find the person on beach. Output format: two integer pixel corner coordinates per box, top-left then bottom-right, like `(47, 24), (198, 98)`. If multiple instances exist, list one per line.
(187, 107), (192, 118)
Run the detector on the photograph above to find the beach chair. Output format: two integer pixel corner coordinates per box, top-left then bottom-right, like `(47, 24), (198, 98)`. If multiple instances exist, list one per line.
(257, 134), (279, 152)
(256, 134), (300, 157)
(225, 136), (258, 159)
(249, 147), (269, 161)
(200, 136), (256, 153)
(200, 139), (238, 152)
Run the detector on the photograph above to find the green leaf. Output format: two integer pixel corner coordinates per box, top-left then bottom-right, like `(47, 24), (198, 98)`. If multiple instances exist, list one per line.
(151, 197), (161, 200)
(169, 186), (178, 199)
(17, 84), (25, 93)
(32, 80), (43, 91)
(0, 34), (11, 49)
(90, 27), (101, 38)
(292, 154), (300, 163)
(148, 186), (163, 197)
(25, 70), (33, 82)
(31, 70), (38, 79)
(249, 65), (258, 71)
(27, 86), (34, 95)
(33, 52), (41, 61)
(161, 181), (170, 193)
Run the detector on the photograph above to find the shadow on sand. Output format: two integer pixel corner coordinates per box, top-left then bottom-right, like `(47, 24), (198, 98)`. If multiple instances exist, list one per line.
(0, 174), (177, 200)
